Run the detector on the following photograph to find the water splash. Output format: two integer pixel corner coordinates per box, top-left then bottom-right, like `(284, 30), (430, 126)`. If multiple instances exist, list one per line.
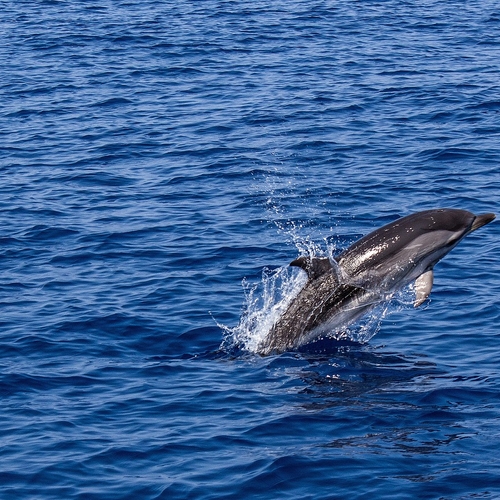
(220, 265), (307, 353)
(221, 240), (417, 355)
(221, 176), (414, 354)
(220, 237), (418, 354)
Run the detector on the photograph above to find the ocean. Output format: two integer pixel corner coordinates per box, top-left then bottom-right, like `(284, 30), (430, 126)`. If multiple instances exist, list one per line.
(1, 1), (500, 498)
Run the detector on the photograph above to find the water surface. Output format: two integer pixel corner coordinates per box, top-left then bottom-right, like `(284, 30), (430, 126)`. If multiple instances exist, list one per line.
(1, 1), (500, 498)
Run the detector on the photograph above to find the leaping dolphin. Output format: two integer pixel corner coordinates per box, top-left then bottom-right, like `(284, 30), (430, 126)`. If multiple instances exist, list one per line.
(258, 208), (495, 355)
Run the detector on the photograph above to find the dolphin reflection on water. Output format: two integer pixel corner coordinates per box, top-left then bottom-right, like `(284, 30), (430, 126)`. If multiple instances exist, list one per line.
(259, 208), (495, 355)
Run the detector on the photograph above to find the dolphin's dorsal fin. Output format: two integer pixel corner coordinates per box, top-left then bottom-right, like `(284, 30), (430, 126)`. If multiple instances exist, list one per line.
(290, 256), (333, 280)
(414, 269), (434, 307)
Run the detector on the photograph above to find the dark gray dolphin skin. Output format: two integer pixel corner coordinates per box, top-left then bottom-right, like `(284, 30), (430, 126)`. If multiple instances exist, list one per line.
(259, 208), (495, 355)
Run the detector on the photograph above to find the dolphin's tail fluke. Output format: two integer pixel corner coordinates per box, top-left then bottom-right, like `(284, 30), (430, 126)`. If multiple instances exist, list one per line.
(471, 213), (496, 232)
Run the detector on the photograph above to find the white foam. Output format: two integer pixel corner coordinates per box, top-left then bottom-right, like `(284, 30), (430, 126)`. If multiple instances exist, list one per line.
(221, 265), (307, 353)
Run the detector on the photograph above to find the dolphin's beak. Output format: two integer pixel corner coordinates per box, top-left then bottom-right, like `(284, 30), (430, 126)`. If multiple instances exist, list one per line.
(471, 212), (496, 232)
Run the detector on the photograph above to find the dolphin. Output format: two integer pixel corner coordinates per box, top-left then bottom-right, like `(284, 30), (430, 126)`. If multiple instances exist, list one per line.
(258, 208), (495, 355)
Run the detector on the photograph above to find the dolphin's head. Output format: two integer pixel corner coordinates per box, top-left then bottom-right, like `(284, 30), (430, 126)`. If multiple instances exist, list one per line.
(421, 209), (495, 249)
(426, 208), (495, 233)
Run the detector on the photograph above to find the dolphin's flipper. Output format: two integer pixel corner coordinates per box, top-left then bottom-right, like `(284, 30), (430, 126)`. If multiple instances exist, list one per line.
(414, 269), (434, 307)
(290, 256), (334, 281)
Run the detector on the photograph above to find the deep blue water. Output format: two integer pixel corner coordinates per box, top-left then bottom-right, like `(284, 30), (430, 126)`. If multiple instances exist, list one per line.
(1, 1), (500, 498)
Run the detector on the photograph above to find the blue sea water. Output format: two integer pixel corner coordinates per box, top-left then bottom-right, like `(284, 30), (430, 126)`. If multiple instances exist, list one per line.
(1, 1), (500, 498)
